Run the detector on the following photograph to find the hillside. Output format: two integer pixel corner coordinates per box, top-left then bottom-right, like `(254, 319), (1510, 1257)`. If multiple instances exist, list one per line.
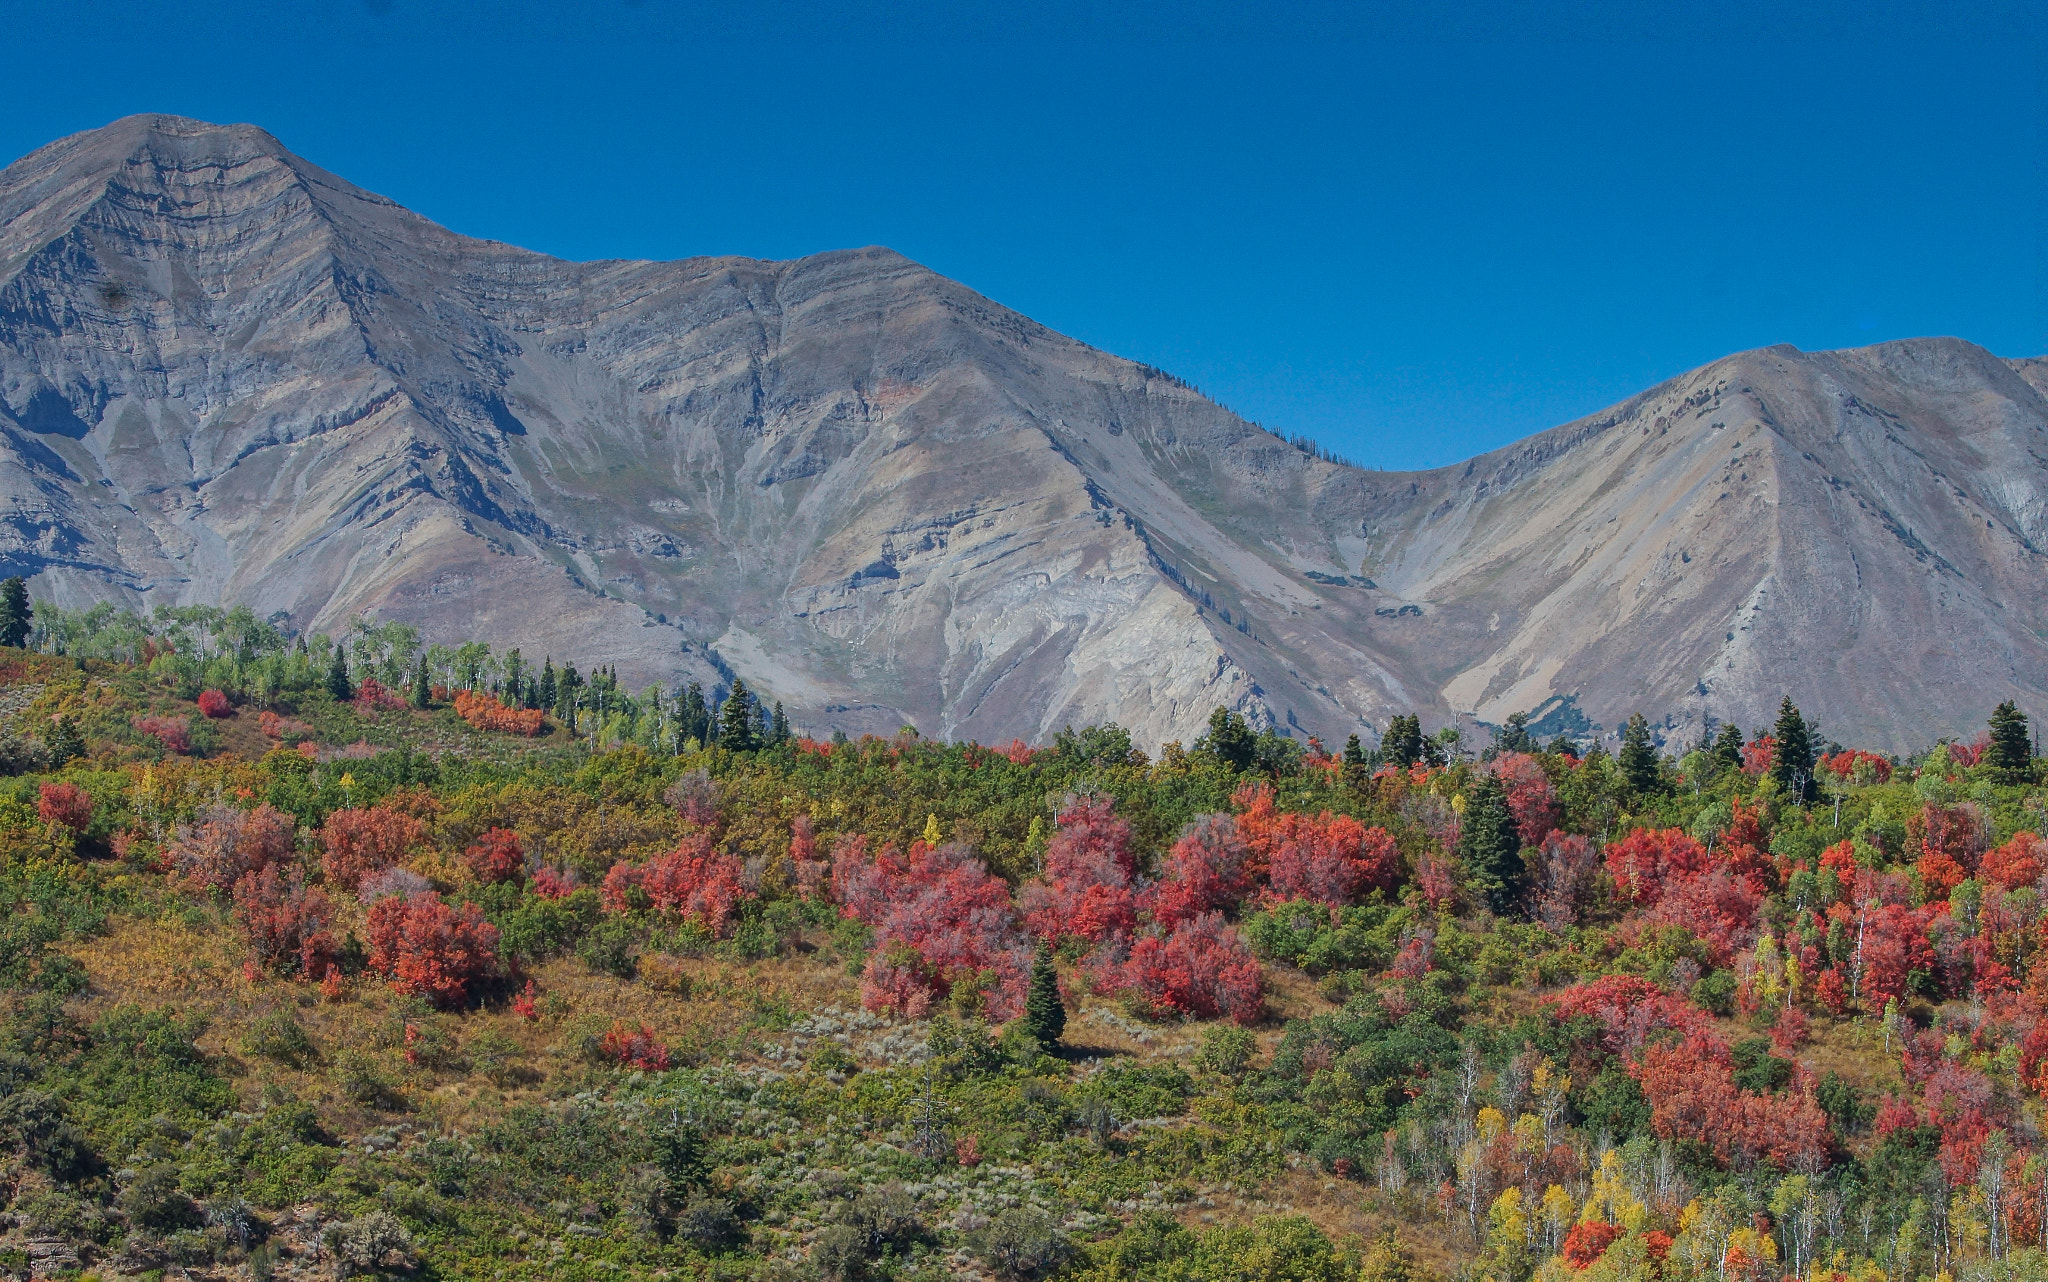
(4, 609), (2048, 1281)
(0, 115), (2043, 751)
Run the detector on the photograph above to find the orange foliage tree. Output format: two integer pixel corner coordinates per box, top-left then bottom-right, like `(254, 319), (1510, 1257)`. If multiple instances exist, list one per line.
(320, 806), (428, 893)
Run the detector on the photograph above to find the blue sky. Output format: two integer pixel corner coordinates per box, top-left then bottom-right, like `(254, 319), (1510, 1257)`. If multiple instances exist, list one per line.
(4, 1), (2041, 469)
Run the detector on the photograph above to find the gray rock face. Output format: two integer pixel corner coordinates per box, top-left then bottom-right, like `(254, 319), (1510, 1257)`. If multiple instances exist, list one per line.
(0, 114), (2042, 751)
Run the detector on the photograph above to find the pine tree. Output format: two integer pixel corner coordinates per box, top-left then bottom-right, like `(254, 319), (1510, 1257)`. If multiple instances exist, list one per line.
(1203, 706), (1256, 772)
(411, 655), (431, 708)
(1495, 711), (1536, 754)
(769, 700), (790, 746)
(46, 715), (84, 766)
(1711, 722), (1744, 773)
(326, 645), (352, 701)
(1022, 940), (1066, 1051)
(1989, 701), (2033, 778)
(557, 664), (581, 730)
(1619, 713), (1660, 795)
(1342, 733), (1366, 767)
(1771, 696), (1814, 800)
(1458, 773), (1524, 915)
(0, 576), (30, 649)
(718, 678), (758, 752)
(503, 650), (523, 705)
(1385, 715), (1425, 768)
(538, 659), (557, 714)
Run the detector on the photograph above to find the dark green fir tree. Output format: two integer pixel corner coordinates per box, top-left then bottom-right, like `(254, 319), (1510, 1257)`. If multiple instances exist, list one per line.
(1202, 706), (1257, 772)
(1023, 940), (1066, 1051)
(538, 659), (557, 714)
(326, 644), (352, 702)
(769, 700), (790, 746)
(1457, 773), (1524, 915)
(1711, 722), (1745, 774)
(1989, 701), (2033, 779)
(0, 576), (29, 649)
(1619, 713), (1660, 796)
(719, 678), (758, 752)
(46, 714), (84, 766)
(1495, 711), (1536, 754)
(1384, 714), (1425, 769)
(1771, 697), (1814, 800)
(411, 655), (431, 708)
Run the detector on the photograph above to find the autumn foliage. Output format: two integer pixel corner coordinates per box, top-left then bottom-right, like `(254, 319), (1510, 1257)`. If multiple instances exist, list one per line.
(364, 891), (500, 1007)
(598, 1021), (672, 1071)
(1234, 782), (1399, 906)
(36, 781), (92, 834)
(833, 836), (1030, 1020)
(601, 833), (752, 936)
(1019, 796), (1140, 944)
(453, 688), (545, 736)
(1089, 911), (1264, 1024)
(320, 806), (428, 892)
(232, 863), (338, 979)
(132, 714), (191, 754)
(196, 688), (232, 718)
(464, 827), (526, 884)
(170, 803), (296, 891)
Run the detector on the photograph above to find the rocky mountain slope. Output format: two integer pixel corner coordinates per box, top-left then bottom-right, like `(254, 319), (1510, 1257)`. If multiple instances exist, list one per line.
(0, 114), (2042, 751)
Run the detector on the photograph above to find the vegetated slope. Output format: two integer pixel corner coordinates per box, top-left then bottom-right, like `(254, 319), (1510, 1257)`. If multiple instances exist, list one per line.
(7, 629), (2048, 1282)
(0, 115), (2044, 753)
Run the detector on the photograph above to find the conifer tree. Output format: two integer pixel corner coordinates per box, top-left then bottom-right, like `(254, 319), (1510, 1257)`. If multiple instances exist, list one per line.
(1203, 706), (1256, 772)
(538, 659), (556, 714)
(0, 576), (30, 649)
(770, 700), (790, 746)
(718, 679), (757, 751)
(1771, 696), (1814, 800)
(1711, 722), (1744, 773)
(1619, 713), (1660, 795)
(46, 714), (84, 766)
(556, 664), (580, 730)
(1458, 773), (1524, 914)
(411, 655), (431, 708)
(1343, 733), (1366, 767)
(1989, 701), (2033, 778)
(1495, 711), (1536, 754)
(1384, 714), (1425, 768)
(1022, 940), (1066, 1051)
(326, 644), (352, 701)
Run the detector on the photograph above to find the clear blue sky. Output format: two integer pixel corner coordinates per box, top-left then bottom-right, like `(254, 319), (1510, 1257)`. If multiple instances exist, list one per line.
(5, 1), (2041, 469)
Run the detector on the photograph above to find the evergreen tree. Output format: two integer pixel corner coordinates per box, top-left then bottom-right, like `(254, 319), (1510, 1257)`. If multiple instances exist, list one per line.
(557, 664), (581, 730)
(1711, 722), (1744, 773)
(1022, 940), (1066, 1051)
(1342, 733), (1366, 766)
(677, 681), (710, 748)
(1384, 715), (1425, 769)
(1495, 711), (1536, 754)
(0, 576), (30, 649)
(769, 700), (790, 746)
(1457, 773), (1524, 915)
(1989, 701), (2033, 778)
(411, 655), (431, 708)
(718, 679), (758, 752)
(749, 693), (770, 746)
(538, 659), (557, 714)
(1771, 696), (1814, 800)
(326, 644), (352, 701)
(1619, 713), (1660, 795)
(503, 650), (523, 705)
(46, 715), (84, 766)
(1202, 706), (1256, 772)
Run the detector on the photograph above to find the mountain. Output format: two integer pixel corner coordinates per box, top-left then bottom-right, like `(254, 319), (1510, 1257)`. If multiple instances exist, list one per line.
(0, 114), (2043, 753)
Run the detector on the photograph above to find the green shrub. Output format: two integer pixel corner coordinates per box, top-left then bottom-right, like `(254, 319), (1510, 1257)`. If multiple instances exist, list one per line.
(1195, 1025), (1257, 1079)
(241, 1011), (315, 1068)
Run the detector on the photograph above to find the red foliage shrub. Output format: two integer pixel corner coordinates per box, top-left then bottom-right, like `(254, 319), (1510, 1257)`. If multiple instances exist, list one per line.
(1821, 749), (1892, 784)
(170, 802), (297, 891)
(1858, 902), (1938, 1010)
(512, 979), (540, 1021)
(132, 714), (192, 754)
(1267, 815), (1399, 908)
(1645, 867), (1764, 966)
(1982, 832), (2046, 891)
(530, 866), (577, 899)
(464, 827), (526, 884)
(352, 677), (408, 714)
(598, 1020), (672, 1071)
(1492, 752), (1560, 845)
(1949, 735), (1990, 768)
(364, 891), (500, 1007)
(258, 710), (315, 740)
(320, 806), (428, 892)
(788, 813), (829, 898)
(1561, 1221), (1621, 1269)
(1533, 831), (1597, 929)
(996, 738), (1036, 764)
(601, 834), (752, 936)
(1148, 814), (1257, 929)
(1545, 974), (1707, 1059)
(1815, 966), (1848, 1015)
(1234, 782), (1399, 906)
(1770, 1005), (1810, 1053)
(452, 688), (545, 736)
(1632, 1030), (1829, 1168)
(36, 781), (92, 834)
(1020, 795), (1140, 943)
(232, 863), (338, 979)
(1089, 911), (1264, 1024)
(196, 688), (232, 719)
(1413, 851), (1459, 912)
(1604, 828), (1711, 907)
(832, 836), (1030, 1019)
(1742, 734), (1776, 776)
(1912, 802), (1988, 875)
(663, 770), (721, 828)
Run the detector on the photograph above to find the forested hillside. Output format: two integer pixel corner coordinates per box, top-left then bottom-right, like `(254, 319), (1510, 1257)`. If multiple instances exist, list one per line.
(4, 593), (2047, 1282)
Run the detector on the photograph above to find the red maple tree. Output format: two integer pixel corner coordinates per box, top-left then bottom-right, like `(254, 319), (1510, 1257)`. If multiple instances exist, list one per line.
(320, 806), (428, 892)
(36, 781), (92, 834)
(364, 891), (500, 1007)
